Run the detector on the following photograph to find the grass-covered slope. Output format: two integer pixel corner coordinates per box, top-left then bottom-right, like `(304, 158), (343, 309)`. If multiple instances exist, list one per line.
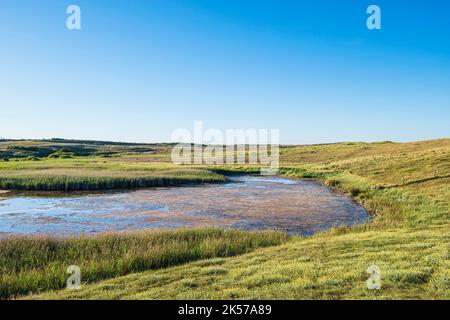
(281, 139), (450, 228)
(33, 225), (449, 300)
(0, 138), (448, 299)
(0, 229), (287, 299)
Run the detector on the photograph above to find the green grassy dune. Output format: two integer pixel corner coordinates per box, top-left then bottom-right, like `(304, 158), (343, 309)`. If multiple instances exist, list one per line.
(0, 138), (448, 299)
(34, 225), (449, 300)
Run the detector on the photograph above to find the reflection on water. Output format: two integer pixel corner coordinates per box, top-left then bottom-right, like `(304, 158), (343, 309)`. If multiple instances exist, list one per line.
(0, 176), (369, 236)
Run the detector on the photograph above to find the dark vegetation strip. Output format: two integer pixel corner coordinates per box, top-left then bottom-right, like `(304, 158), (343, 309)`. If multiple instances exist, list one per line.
(0, 175), (225, 192)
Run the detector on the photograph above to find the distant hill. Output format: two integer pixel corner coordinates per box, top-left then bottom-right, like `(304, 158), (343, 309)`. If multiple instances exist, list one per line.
(0, 139), (176, 159)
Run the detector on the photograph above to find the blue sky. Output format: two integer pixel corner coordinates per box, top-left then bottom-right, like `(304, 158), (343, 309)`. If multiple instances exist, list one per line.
(1, 0), (449, 144)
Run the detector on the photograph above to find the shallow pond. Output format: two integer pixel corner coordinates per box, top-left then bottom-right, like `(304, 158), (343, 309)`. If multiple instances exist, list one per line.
(0, 176), (369, 236)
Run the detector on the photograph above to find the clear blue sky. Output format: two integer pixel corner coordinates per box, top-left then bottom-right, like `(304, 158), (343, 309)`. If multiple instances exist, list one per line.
(1, 0), (449, 144)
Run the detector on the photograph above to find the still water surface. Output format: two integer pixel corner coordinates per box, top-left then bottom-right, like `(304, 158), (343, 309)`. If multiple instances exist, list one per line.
(0, 176), (369, 236)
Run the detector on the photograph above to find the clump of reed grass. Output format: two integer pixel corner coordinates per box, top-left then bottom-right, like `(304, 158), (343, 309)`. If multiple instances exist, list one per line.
(0, 169), (225, 191)
(0, 228), (288, 299)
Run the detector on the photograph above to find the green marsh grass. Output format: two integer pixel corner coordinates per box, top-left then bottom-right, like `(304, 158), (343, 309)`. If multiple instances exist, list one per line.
(0, 158), (225, 191)
(33, 225), (449, 300)
(0, 229), (288, 299)
(0, 138), (448, 299)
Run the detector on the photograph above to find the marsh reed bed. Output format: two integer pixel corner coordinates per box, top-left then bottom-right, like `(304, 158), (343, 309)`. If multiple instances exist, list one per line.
(0, 161), (226, 191)
(0, 228), (288, 299)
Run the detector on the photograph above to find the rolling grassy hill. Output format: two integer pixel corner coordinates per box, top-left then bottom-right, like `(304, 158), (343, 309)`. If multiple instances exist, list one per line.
(0, 138), (448, 299)
(33, 225), (449, 300)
